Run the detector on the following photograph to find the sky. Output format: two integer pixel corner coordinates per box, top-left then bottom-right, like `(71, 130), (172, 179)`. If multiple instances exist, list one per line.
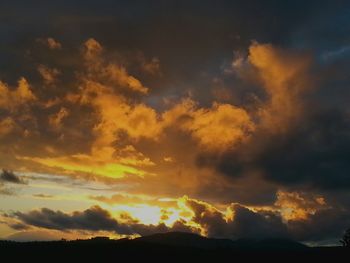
(0, 0), (350, 245)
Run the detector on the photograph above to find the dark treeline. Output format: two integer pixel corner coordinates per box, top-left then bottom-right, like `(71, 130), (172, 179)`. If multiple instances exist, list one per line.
(0, 232), (349, 261)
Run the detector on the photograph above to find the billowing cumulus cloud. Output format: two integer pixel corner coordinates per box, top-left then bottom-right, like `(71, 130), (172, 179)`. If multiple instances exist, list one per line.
(198, 42), (350, 194)
(248, 43), (312, 133)
(162, 99), (254, 152)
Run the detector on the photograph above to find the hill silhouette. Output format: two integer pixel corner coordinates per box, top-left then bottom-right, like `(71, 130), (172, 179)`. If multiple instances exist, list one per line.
(0, 232), (348, 261)
(134, 231), (307, 250)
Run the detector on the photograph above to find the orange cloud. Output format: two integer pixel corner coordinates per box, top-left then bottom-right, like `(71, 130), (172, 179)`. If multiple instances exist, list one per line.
(36, 37), (62, 50)
(0, 117), (17, 137)
(141, 57), (161, 76)
(37, 65), (60, 85)
(82, 38), (148, 94)
(49, 107), (69, 130)
(162, 99), (254, 152)
(47, 38), (61, 49)
(0, 40), (320, 217)
(184, 103), (254, 151)
(248, 42), (312, 133)
(275, 190), (328, 221)
(18, 154), (149, 179)
(0, 78), (36, 111)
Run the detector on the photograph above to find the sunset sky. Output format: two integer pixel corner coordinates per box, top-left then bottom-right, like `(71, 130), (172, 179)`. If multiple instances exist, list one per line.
(0, 0), (350, 245)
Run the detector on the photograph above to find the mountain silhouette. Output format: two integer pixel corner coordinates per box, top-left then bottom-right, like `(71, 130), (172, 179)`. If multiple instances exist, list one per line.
(133, 231), (307, 250)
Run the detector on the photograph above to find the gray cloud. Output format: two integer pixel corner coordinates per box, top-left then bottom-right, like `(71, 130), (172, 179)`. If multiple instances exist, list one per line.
(289, 207), (350, 242)
(9, 202), (350, 243)
(14, 206), (133, 234)
(0, 169), (26, 195)
(12, 206), (193, 236)
(228, 205), (289, 239)
(186, 199), (289, 239)
(0, 169), (25, 184)
(199, 109), (350, 190)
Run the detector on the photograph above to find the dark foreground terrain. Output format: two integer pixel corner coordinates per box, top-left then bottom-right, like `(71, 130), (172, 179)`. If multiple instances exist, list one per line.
(0, 232), (348, 261)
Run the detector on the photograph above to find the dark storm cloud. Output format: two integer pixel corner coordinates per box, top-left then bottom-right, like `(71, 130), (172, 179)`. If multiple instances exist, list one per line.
(1, 0), (347, 100)
(185, 198), (228, 238)
(0, 169), (25, 184)
(289, 207), (350, 242)
(258, 110), (350, 189)
(186, 198), (347, 242)
(14, 206), (133, 234)
(185, 198), (288, 239)
(199, 108), (350, 190)
(228, 205), (289, 239)
(11, 203), (288, 239)
(10, 200), (348, 242)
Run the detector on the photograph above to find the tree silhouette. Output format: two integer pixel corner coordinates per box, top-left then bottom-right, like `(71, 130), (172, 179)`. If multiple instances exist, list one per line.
(340, 228), (350, 247)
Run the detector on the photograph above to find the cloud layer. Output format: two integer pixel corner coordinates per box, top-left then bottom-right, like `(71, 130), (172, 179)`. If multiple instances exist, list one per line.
(1, 1), (350, 244)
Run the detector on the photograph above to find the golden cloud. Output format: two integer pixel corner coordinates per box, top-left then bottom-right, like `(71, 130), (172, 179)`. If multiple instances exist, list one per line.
(37, 65), (60, 85)
(0, 78), (36, 111)
(275, 190), (328, 221)
(49, 107), (69, 130)
(0, 40), (319, 215)
(248, 42), (312, 133)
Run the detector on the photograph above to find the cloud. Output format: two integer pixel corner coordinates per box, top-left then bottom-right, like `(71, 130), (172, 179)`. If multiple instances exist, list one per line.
(0, 117), (17, 137)
(33, 194), (54, 198)
(36, 37), (62, 50)
(11, 205), (193, 236)
(248, 42), (312, 133)
(14, 206), (133, 234)
(0, 169), (25, 184)
(81, 38), (149, 94)
(183, 197), (229, 237)
(198, 42), (350, 193)
(37, 65), (60, 85)
(0, 78), (36, 111)
(183, 197), (288, 239)
(275, 190), (327, 221)
(89, 193), (178, 208)
(8, 222), (30, 230)
(83, 38), (103, 61)
(7, 193), (347, 242)
(228, 204), (289, 239)
(179, 102), (254, 152)
(288, 207), (350, 242)
(258, 109), (350, 189)
(0, 39), (348, 222)
(159, 98), (255, 152)
(19, 154), (149, 179)
(219, 108), (350, 190)
(48, 107), (69, 130)
(0, 1), (348, 245)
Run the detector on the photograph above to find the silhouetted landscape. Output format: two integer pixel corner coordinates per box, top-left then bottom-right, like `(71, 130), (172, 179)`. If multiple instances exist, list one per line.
(1, 232), (348, 261)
